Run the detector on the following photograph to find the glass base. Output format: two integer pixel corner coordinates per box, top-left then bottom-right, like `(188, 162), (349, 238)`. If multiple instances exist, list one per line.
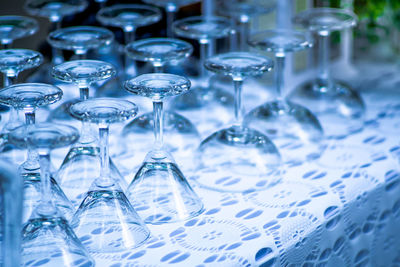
(71, 186), (150, 253)
(195, 125), (282, 192)
(22, 215), (94, 267)
(288, 79), (365, 139)
(22, 173), (74, 224)
(57, 144), (127, 208)
(244, 100), (326, 165)
(127, 149), (203, 224)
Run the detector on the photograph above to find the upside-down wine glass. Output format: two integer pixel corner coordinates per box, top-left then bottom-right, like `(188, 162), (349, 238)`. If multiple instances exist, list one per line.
(70, 98), (150, 253)
(47, 25), (114, 60)
(96, 4), (162, 79)
(289, 7), (365, 139)
(121, 37), (200, 173)
(218, 0), (276, 51)
(46, 25), (114, 92)
(195, 52), (281, 192)
(172, 16), (233, 133)
(9, 123), (94, 267)
(50, 60), (127, 207)
(0, 49), (43, 146)
(0, 15), (38, 49)
(25, 0), (88, 66)
(244, 29), (325, 165)
(125, 73), (204, 224)
(0, 15), (38, 112)
(0, 83), (76, 224)
(142, 0), (200, 37)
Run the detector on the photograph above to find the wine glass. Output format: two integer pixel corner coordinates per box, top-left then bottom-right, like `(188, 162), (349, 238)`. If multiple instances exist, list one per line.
(142, 0), (200, 37)
(0, 49), (43, 149)
(0, 15), (38, 112)
(244, 29), (325, 165)
(121, 37), (200, 174)
(96, 4), (162, 79)
(25, 0), (88, 28)
(25, 0), (88, 66)
(218, 0), (276, 51)
(47, 26), (114, 59)
(8, 122), (94, 267)
(0, 15), (38, 49)
(288, 8), (365, 139)
(171, 16), (234, 133)
(70, 98), (150, 253)
(0, 83), (76, 223)
(49, 60), (127, 207)
(196, 52), (281, 192)
(125, 73), (204, 224)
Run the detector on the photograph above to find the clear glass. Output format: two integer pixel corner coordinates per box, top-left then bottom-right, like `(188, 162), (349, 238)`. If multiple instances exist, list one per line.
(69, 98), (150, 253)
(0, 49), (43, 136)
(47, 26), (114, 56)
(50, 60), (128, 207)
(196, 52), (282, 192)
(218, 0), (276, 51)
(125, 73), (204, 224)
(0, 16), (38, 47)
(97, 4), (162, 79)
(289, 7), (365, 139)
(171, 16), (234, 131)
(0, 83), (75, 224)
(142, 0), (200, 36)
(24, 0), (88, 24)
(244, 29), (326, 165)
(25, 0), (88, 65)
(8, 123), (94, 267)
(121, 38), (200, 174)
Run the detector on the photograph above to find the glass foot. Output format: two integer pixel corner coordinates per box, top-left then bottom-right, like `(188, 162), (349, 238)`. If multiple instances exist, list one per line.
(127, 149), (204, 224)
(196, 125), (282, 192)
(288, 79), (365, 139)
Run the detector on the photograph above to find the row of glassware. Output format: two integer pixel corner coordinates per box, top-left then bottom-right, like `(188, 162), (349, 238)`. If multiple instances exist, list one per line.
(0, 1), (366, 266)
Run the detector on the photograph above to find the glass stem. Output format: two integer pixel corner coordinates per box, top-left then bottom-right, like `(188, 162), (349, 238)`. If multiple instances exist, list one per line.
(233, 78), (243, 125)
(124, 28), (137, 78)
(5, 75), (17, 87)
(76, 52), (86, 60)
(153, 64), (164, 73)
(98, 124), (110, 180)
(275, 53), (285, 101)
(238, 21), (250, 51)
(317, 33), (331, 91)
(124, 29), (136, 44)
(24, 108), (39, 170)
(36, 149), (56, 216)
(199, 40), (209, 80)
(50, 20), (64, 66)
(153, 101), (164, 150)
(78, 84), (93, 144)
(79, 84), (89, 101)
(166, 4), (177, 37)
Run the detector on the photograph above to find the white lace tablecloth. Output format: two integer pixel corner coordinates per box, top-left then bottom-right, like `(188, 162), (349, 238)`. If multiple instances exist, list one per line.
(92, 67), (400, 266)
